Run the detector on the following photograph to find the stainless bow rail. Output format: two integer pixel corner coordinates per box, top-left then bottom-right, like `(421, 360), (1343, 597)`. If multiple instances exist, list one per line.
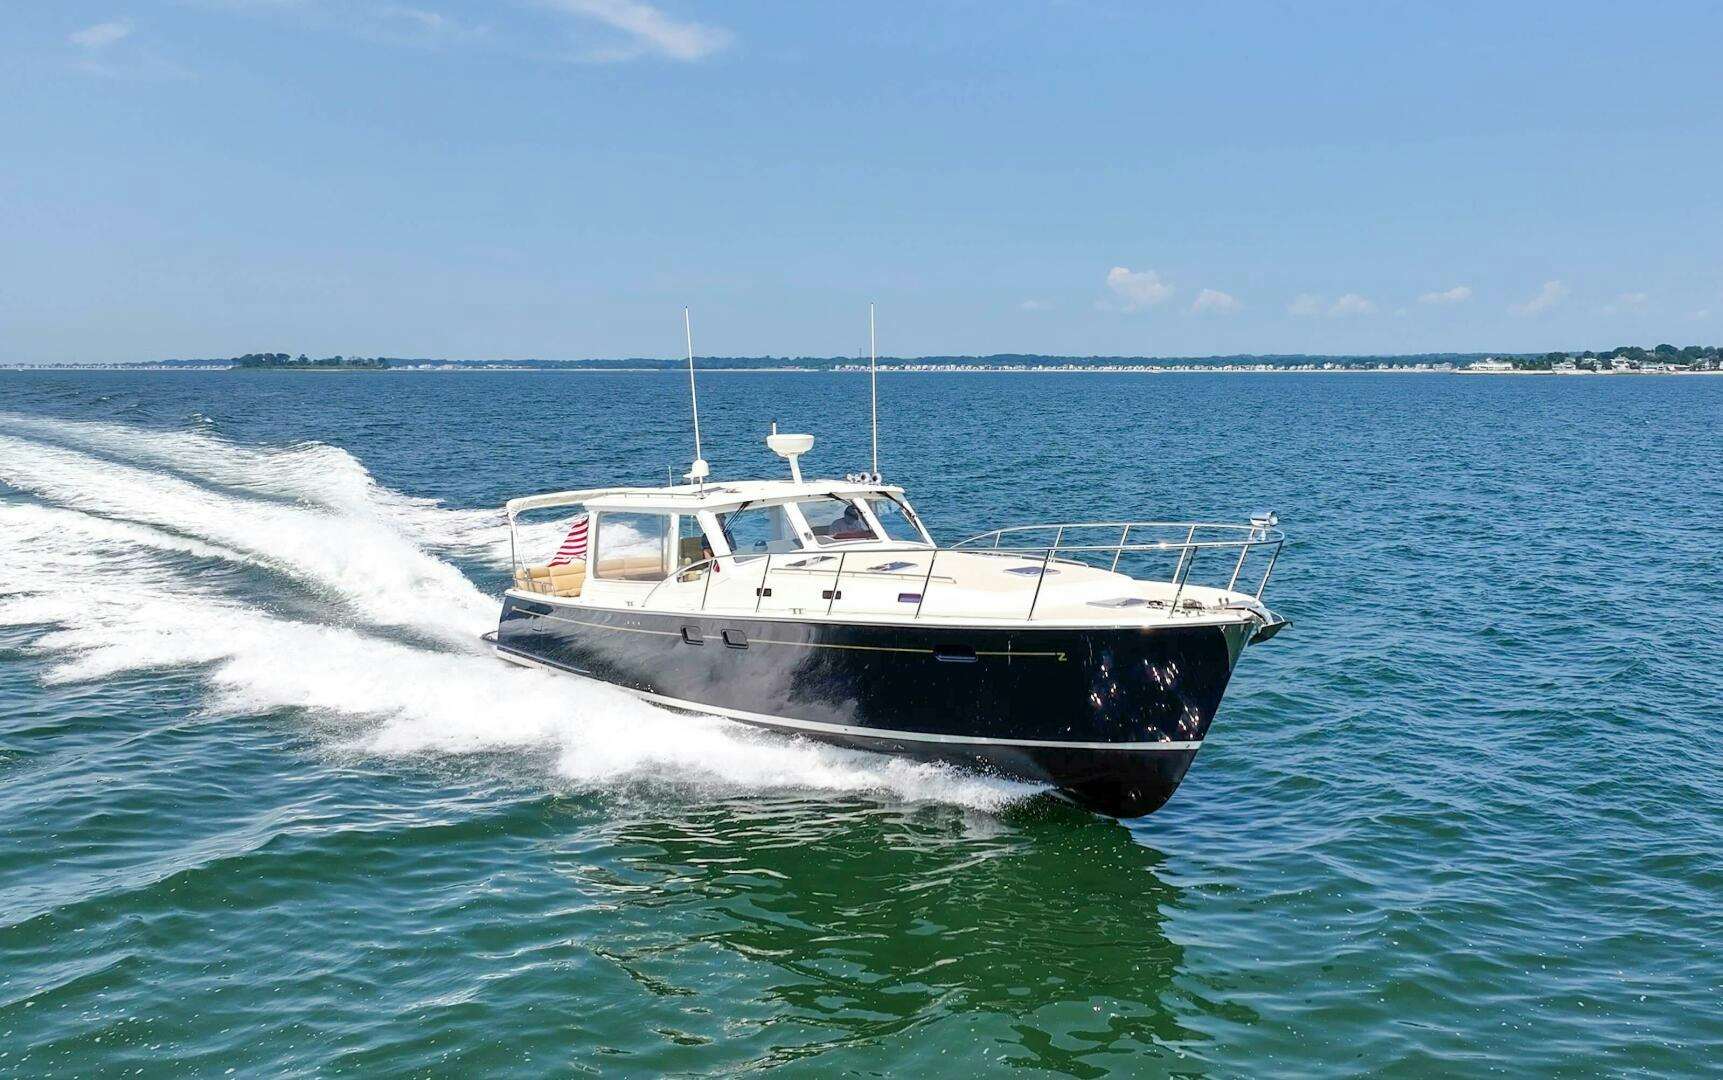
(624, 519), (1284, 622)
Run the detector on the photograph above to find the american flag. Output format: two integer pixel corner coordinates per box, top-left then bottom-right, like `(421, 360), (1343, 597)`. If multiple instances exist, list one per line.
(548, 513), (589, 566)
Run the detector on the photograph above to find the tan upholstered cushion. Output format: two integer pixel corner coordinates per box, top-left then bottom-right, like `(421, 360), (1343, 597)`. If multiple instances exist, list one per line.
(524, 560), (585, 579)
(593, 555), (668, 580)
(515, 561), (587, 597)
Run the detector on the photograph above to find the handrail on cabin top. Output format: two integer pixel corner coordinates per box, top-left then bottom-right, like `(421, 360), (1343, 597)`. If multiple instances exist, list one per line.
(616, 519), (1284, 620)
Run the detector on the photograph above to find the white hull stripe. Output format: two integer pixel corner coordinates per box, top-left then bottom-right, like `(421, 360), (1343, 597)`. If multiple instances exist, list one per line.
(495, 645), (1203, 752)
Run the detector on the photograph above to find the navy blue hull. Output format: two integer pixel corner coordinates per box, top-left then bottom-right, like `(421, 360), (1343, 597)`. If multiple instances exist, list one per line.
(496, 596), (1248, 816)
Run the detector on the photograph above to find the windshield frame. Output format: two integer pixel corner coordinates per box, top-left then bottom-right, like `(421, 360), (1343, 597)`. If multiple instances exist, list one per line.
(712, 502), (800, 561)
(697, 490), (934, 562)
(857, 492), (933, 546)
(792, 495), (882, 546)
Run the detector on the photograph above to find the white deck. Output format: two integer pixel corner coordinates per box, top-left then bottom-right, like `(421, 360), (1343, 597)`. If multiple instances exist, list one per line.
(522, 545), (1263, 630)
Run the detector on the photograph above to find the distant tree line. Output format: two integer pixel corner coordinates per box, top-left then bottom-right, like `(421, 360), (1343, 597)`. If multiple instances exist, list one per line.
(230, 353), (389, 370)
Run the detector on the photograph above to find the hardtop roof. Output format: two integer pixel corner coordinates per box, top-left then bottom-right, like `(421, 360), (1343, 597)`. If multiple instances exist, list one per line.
(506, 478), (905, 518)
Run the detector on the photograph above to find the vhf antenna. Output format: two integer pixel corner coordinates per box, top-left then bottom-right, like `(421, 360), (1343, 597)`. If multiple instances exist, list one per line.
(869, 302), (879, 478)
(684, 307), (708, 487)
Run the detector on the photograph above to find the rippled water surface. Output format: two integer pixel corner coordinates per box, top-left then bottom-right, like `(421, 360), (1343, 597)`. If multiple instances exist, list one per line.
(2, 370), (1719, 1076)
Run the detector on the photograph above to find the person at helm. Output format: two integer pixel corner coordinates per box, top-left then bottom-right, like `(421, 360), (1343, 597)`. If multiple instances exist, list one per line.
(831, 503), (871, 540)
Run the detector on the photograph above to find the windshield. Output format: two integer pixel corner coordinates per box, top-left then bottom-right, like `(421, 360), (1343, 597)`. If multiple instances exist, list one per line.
(797, 498), (879, 545)
(719, 504), (798, 558)
(863, 495), (923, 543)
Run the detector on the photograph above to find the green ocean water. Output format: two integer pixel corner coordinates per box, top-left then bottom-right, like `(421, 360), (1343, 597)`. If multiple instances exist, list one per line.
(1, 370), (1719, 1076)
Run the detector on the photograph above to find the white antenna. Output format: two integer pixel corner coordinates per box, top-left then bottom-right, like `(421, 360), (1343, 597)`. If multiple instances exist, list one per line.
(683, 307), (708, 484)
(869, 302), (879, 477)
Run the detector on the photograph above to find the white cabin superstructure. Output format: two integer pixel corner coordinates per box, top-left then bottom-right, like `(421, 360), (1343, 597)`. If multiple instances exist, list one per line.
(506, 471), (1282, 631)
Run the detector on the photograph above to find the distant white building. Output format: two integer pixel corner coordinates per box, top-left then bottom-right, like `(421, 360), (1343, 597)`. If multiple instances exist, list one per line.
(1464, 357), (1515, 372)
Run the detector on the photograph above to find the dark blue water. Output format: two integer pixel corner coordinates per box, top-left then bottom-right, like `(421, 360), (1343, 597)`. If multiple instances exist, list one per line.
(2, 370), (1719, 1075)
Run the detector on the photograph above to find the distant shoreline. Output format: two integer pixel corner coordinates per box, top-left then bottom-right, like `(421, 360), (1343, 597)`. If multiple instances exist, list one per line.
(1449, 368), (1723, 376)
(8, 342), (1720, 375)
(5, 365), (1719, 377)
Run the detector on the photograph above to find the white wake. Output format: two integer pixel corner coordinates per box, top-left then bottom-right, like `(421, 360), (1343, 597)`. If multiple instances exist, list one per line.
(0, 411), (512, 561)
(0, 417), (1037, 811)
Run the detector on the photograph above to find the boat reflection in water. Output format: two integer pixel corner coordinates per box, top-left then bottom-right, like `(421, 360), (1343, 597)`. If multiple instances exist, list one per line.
(546, 797), (1221, 1072)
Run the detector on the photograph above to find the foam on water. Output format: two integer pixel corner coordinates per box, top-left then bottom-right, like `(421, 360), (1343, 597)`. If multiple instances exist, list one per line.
(0, 423), (1038, 812)
(0, 411), (516, 565)
(0, 432), (496, 646)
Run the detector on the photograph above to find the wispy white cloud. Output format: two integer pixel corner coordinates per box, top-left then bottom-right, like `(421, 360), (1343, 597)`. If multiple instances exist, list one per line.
(1328, 293), (1375, 316)
(1510, 280), (1567, 316)
(1418, 285), (1472, 305)
(1101, 266), (1172, 312)
(66, 18), (192, 79)
(359, 4), (488, 47)
(69, 20), (133, 49)
(546, 0), (732, 61)
(1599, 290), (1649, 315)
(1018, 299), (1052, 312)
(190, 0), (312, 9)
(1190, 288), (1241, 315)
(1291, 292), (1374, 316)
(381, 5), (452, 33)
(185, 1), (719, 63)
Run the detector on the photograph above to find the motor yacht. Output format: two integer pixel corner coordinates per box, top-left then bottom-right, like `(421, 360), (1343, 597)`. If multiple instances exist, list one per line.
(490, 311), (1287, 816)
(492, 436), (1286, 817)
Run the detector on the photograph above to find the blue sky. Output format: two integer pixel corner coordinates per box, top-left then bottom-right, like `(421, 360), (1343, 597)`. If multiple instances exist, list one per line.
(4, 2), (1720, 363)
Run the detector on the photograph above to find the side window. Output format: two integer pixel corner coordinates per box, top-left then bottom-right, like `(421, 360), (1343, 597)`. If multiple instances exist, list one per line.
(593, 512), (671, 581)
(719, 505), (797, 558)
(675, 514), (709, 571)
(799, 498), (878, 545)
(864, 496), (922, 542)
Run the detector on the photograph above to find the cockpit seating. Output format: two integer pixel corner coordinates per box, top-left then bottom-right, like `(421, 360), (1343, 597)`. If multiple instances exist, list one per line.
(514, 560), (586, 597)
